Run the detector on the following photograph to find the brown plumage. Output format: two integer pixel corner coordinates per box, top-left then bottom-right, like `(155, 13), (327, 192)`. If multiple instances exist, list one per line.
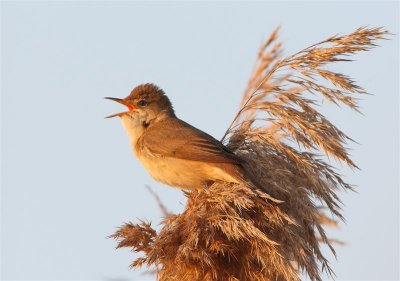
(106, 84), (279, 201)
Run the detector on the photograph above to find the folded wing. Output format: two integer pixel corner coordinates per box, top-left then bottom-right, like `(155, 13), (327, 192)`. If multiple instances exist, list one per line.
(141, 118), (243, 165)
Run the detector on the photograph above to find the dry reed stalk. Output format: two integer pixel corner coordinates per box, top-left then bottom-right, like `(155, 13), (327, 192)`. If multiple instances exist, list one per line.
(110, 26), (389, 281)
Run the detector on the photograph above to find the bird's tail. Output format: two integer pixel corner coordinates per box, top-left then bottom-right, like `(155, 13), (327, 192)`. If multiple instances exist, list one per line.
(235, 165), (283, 203)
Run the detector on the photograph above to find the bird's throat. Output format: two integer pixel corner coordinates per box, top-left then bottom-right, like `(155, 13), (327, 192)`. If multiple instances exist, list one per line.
(120, 114), (146, 148)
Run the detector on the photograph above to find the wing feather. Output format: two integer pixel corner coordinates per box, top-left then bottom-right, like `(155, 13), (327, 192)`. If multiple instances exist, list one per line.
(142, 118), (243, 165)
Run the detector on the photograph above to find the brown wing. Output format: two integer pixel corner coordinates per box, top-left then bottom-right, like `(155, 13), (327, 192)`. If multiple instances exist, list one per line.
(141, 118), (243, 165)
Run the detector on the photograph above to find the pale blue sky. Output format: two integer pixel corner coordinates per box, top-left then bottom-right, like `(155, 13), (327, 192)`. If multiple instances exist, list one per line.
(1, 1), (399, 280)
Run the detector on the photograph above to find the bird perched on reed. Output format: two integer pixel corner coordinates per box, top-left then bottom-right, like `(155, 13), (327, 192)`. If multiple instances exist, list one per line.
(106, 84), (279, 201)
(108, 27), (389, 281)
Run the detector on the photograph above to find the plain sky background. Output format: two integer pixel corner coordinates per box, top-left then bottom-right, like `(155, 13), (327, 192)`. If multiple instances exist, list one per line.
(1, 1), (399, 280)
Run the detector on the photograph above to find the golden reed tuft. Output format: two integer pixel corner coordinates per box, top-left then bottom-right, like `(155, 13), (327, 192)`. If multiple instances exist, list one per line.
(110, 27), (389, 281)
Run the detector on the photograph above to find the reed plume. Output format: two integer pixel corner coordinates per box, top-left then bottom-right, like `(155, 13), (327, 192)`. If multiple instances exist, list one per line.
(111, 26), (388, 281)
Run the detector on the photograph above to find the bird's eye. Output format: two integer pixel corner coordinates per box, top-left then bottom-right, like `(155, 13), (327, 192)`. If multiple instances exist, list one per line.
(137, 100), (148, 107)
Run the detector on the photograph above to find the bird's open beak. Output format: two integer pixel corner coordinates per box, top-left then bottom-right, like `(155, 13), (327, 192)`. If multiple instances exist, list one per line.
(104, 97), (137, 118)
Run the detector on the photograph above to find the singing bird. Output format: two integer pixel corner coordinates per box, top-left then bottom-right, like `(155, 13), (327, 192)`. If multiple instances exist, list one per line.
(106, 83), (278, 201)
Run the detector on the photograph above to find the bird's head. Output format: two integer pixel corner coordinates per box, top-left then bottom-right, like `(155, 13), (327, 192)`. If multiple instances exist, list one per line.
(105, 83), (175, 126)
